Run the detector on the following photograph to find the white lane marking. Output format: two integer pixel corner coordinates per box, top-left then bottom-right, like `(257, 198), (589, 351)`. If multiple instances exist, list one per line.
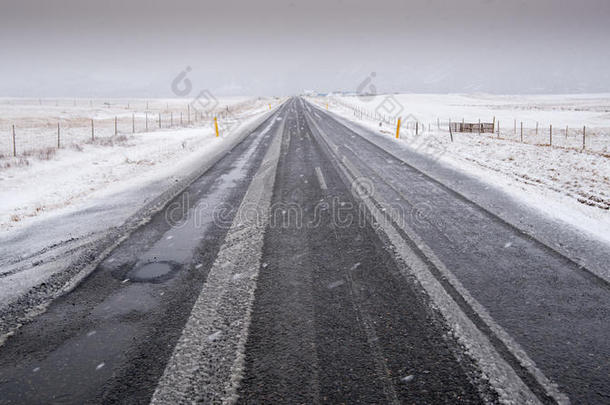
(314, 167), (328, 190)
(305, 110), (570, 405)
(151, 115), (286, 404)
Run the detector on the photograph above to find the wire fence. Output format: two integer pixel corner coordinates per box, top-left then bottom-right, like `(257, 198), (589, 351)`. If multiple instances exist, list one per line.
(329, 97), (610, 155)
(0, 99), (259, 158)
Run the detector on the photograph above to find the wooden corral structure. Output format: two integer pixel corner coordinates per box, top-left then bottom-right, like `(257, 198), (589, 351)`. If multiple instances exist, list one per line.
(450, 122), (495, 133)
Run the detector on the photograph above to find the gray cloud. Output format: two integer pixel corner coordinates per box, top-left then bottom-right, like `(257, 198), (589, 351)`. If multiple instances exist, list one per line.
(1, 0), (609, 96)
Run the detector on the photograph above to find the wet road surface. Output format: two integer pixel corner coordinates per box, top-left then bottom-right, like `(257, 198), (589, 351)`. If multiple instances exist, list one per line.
(0, 105), (287, 404)
(0, 97), (608, 404)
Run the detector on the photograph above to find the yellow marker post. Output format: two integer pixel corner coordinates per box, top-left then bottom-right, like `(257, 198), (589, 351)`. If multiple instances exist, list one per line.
(396, 118), (401, 139)
(214, 117), (219, 137)
(326, 103), (328, 110)
(269, 103), (272, 110)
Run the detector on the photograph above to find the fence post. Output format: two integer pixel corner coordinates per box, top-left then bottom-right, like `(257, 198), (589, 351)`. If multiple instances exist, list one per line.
(520, 122), (523, 142)
(416, 121), (419, 136)
(57, 122), (60, 148)
(550, 124), (553, 146)
(180, 112), (183, 126)
(565, 125), (568, 139)
(132, 113), (135, 133)
(158, 113), (161, 128)
(91, 119), (95, 141)
(437, 117), (440, 129)
(492, 116), (496, 132)
(582, 126), (586, 150)
(478, 119), (481, 135)
(171, 112), (173, 127)
(114, 116), (118, 135)
(12, 124), (16, 157)
(145, 112), (148, 131)
(497, 121), (500, 138)
(449, 119), (454, 142)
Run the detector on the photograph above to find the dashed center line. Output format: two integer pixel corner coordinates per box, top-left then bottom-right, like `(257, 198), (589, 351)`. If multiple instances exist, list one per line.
(314, 166), (328, 190)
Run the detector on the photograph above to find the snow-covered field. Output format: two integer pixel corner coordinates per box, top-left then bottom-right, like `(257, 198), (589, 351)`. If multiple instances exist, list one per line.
(0, 96), (260, 158)
(0, 97), (276, 232)
(311, 93), (610, 244)
(329, 93), (610, 153)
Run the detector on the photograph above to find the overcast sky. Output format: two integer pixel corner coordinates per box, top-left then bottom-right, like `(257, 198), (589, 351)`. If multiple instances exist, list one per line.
(1, 0), (609, 97)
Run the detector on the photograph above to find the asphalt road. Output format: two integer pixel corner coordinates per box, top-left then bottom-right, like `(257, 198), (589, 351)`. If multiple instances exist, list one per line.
(0, 97), (607, 404)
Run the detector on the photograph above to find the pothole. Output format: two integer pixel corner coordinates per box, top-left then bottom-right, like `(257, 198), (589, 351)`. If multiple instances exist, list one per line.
(127, 261), (180, 283)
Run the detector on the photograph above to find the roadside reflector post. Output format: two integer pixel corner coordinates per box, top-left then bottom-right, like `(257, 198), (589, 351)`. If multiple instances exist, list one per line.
(582, 126), (586, 150)
(57, 122), (60, 148)
(114, 116), (118, 136)
(396, 118), (401, 139)
(91, 119), (95, 141)
(214, 117), (219, 137)
(269, 103), (271, 110)
(550, 124), (553, 146)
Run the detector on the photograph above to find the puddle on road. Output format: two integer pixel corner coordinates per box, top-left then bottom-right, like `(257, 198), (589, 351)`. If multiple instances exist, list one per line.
(128, 261), (176, 282)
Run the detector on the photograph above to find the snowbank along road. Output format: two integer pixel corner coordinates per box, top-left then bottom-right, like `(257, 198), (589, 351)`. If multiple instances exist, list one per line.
(0, 97), (608, 404)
